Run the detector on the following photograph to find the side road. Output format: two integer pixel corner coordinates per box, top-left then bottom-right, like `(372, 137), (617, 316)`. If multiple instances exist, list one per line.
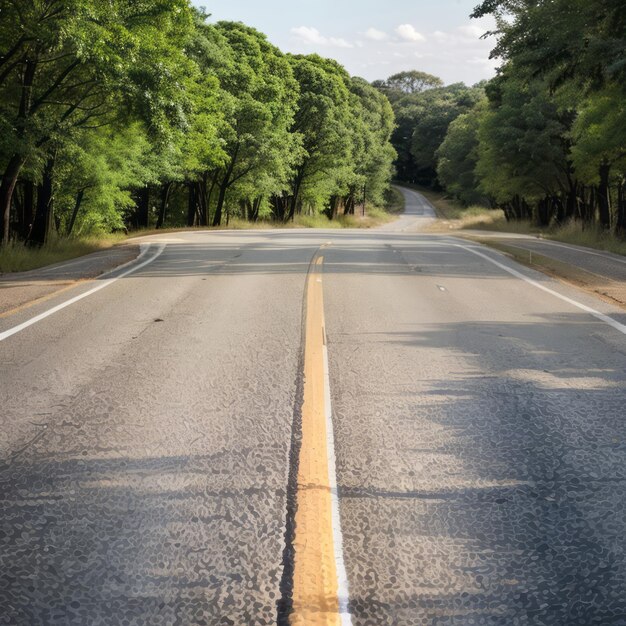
(456, 230), (626, 309)
(0, 244), (140, 315)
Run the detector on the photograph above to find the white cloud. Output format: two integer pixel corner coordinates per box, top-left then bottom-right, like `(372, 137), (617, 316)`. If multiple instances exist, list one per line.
(291, 26), (353, 48)
(432, 30), (450, 43)
(457, 23), (487, 39)
(286, 16), (498, 86)
(364, 27), (388, 41)
(395, 24), (426, 43)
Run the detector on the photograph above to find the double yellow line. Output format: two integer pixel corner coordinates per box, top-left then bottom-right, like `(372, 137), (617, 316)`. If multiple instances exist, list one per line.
(290, 253), (351, 625)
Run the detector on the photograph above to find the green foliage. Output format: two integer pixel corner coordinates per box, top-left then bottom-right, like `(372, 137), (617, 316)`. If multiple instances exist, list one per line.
(475, 79), (570, 202)
(471, 0), (626, 92)
(381, 74), (484, 186)
(0, 3), (396, 243)
(436, 103), (486, 205)
(410, 84), (484, 183)
(54, 124), (156, 234)
(570, 86), (626, 184)
(389, 1), (626, 234)
(286, 54), (353, 216)
(373, 71), (443, 104)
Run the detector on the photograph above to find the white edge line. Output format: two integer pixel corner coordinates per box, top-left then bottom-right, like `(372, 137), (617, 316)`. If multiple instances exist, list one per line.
(0, 243), (166, 343)
(454, 243), (626, 336)
(322, 323), (353, 624)
(529, 238), (626, 265)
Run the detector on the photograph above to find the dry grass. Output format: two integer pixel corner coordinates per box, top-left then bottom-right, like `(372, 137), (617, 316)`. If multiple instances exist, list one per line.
(0, 235), (125, 273)
(548, 221), (626, 256)
(402, 184), (626, 257)
(386, 186), (406, 214)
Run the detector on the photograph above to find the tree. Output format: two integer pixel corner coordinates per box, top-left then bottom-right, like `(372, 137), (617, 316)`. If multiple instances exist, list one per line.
(53, 123), (156, 236)
(475, 77), (572, 225)
(209, 22), (299, 226)
(436, 102), (486, 205)
(280, 55), (352, 221)
(472, 0), (626, 93)
(341, 77), (396, 213)
(374, 71), (443, 103)
(570, 87), (626, 230)
(471, 0), (626, 232)
(0, 0), (195, 244)
(409, 83), (484, 186)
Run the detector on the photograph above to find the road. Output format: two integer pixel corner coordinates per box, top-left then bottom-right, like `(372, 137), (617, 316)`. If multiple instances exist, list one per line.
(1, 187), (626, 625)
(458, 229), (626, 308)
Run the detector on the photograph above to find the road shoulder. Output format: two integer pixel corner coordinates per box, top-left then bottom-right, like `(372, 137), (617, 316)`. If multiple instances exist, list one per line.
(0, 244), (141, 316)
(454, 233), (626, 310)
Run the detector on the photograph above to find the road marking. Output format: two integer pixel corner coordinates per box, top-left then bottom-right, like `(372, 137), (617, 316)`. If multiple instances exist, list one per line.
(0, 280), (81, 319)
(0, 243), (166, 343)
(291, 253), (352, 626)
(454, 243), (626, 336)
(526, 239), (626, 266)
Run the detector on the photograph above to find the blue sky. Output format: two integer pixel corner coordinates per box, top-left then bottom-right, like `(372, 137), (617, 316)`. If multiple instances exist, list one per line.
(192, 0), (499, 85)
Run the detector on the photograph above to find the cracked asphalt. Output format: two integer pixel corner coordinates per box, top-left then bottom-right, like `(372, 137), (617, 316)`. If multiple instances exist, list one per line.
(1, 187), (626, 625)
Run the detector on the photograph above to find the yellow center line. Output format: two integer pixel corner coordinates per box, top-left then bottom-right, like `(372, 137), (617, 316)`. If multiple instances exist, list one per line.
(291, 254), (343, 625)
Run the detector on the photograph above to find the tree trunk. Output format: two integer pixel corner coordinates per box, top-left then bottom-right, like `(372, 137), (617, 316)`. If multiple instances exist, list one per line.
(28, 158), (55, 246)
(328, 195), (341, 220)
(187, 182), (196, 227)
(156, 182), (172, 229)
(582, 185), (595, 225)
(20, 179), (35, 239)
(597, 161), (611, 229)
(344, 188), (356, 216)
(0, 154), (25, 244)
(213, 180), (228, 227)
(135, 186), (149, 229)
(535, 197), (551, 227)
(271, 194), (287, 222)
(213, 148), (239, 227)
(205, 170), (219, 226)
(67, 188), (85, 236)
(287, 172), (304, 222)
(616, 179), (626, 237)
(250, 197), (261, 222)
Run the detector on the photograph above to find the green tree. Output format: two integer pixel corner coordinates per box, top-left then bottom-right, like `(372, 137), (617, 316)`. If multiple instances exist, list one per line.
(475, 77), (572, 224)
(472, 0), (626, 92)
(280, 54), (352, 221)
(210, 22), (299, 226)
(436, 102), (486, 205)
(373, 71), (443, 104)
(570, 87), (626, 229)
(409, 83), (484, 186)
(0, 0), (195, 244)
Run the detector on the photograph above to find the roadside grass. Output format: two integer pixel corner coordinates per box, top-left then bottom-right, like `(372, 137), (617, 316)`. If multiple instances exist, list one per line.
(0, 235), (125, 273)
(547, 221), (626, 256)
(386, 186), (406, 214)
(401, 183), (626, 256)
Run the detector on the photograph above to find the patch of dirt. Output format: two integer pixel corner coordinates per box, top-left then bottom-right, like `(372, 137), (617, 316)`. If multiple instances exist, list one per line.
(0, 245), (140, 316)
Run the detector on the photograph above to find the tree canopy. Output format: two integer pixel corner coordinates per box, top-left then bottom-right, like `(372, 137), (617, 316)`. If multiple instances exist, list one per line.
(0, 2), (397, 245)
(384, 0), (626, 235)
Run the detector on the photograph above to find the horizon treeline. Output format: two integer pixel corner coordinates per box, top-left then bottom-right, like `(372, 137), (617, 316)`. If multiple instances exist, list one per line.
(0, 1), (396, 245)
(383, 0), (626, 235)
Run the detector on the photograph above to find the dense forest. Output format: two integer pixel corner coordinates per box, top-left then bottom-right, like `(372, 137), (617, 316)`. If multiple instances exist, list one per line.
(0, 1), (396, 245)
(384, 0), (626, 235)
(2, 0), (624, 249)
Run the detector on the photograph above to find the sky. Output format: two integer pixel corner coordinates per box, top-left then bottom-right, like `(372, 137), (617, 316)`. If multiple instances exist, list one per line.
(192, 0), (499, 85)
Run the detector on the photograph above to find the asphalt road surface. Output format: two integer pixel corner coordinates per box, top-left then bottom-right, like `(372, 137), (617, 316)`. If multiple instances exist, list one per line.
(1, 187), (626, 625)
